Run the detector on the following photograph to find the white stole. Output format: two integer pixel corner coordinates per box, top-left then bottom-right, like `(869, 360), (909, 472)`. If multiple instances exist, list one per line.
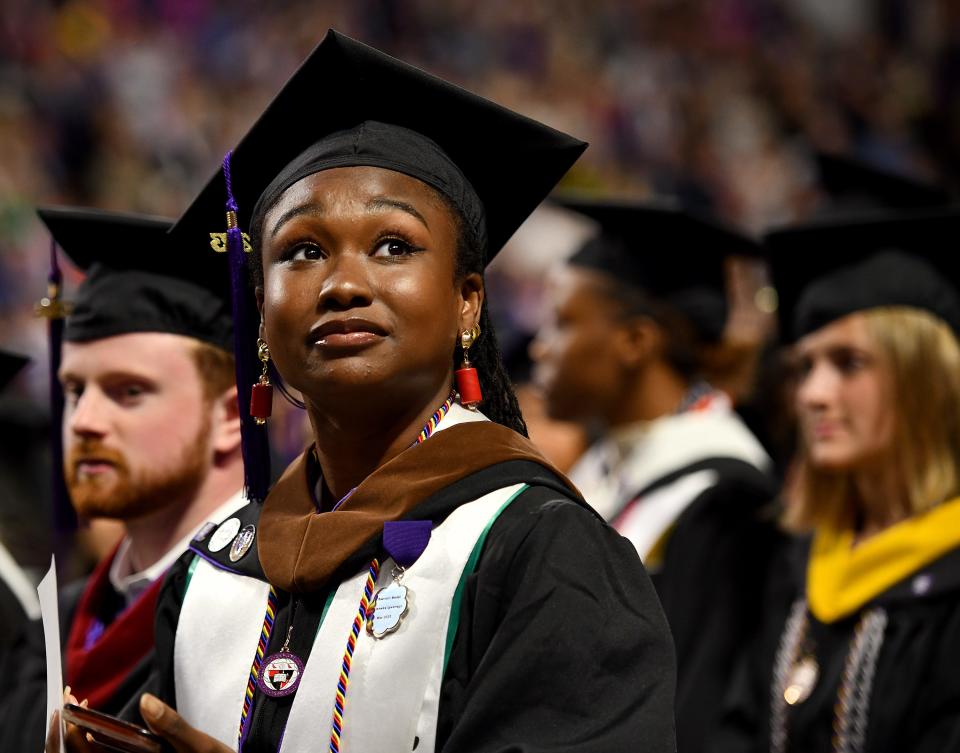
(614, 468), (718, 561)
(569, 404), (770, 560)
(175, 482), (526, 752)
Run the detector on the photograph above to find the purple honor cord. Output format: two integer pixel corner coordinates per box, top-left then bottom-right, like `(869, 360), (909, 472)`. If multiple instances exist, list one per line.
(330, 486), (357, 512)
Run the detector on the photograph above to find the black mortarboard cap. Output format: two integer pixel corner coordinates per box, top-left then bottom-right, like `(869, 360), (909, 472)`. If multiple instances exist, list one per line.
(765, 207), (960, 342)
(170, 29), (587, 261)
(558, 197), (760, 342)
(815, 152), (952, 214)
(36, 207), (234, 351)
(0, 351), (28, 392)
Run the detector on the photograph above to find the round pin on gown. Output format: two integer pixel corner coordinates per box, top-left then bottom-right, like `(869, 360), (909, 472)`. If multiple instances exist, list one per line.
(229, 524), (256, 562)
(258, 651), (305, 698)
(208, 518), (241, 553)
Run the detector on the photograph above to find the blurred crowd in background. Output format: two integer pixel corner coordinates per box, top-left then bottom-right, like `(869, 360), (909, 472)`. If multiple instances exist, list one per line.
(2, 0), (959, 574)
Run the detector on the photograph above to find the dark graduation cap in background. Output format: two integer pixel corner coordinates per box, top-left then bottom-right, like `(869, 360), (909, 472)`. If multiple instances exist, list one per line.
(814, 152), (952, 215)
(171, 29), (587, 260)
(765, 207), (960, 342)
(0, 351), (28, 393)
(36, 207), (234, 351)
(171, 29), (588, 503)
(556, 197), (760, 343)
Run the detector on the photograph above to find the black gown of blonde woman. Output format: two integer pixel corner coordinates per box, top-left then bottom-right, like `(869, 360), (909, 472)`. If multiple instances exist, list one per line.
(716, 527), (960, 753)
(714, 209), (960, 753)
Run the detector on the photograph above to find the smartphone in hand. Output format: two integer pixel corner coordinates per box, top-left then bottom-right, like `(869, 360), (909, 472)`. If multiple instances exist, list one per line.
(61, 703), (164, 753)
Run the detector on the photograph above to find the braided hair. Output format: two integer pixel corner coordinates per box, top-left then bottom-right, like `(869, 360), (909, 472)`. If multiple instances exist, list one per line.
(248, 181), (528, 437)
(447, 198), (528, 437)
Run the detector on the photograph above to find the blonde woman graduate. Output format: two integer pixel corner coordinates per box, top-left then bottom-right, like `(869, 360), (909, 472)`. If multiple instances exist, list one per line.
(715, 208), (960, 753)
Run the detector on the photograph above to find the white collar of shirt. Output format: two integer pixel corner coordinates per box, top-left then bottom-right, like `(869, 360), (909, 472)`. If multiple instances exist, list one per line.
(0, 540), (40, 619)
(108, 489), (247, 606)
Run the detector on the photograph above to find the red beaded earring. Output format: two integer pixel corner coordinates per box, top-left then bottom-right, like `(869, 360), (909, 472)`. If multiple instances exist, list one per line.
(250, 338), (273, 424)
(455, 324), (483, 410)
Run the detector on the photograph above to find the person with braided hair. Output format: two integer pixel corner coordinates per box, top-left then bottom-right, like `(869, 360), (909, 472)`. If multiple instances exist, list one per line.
(714, 209), (960, 753)
(530, 199), (781, 753)
(54, 31), (676, 753)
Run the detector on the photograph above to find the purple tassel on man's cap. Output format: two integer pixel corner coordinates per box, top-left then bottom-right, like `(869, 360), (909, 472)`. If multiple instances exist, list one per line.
(223, 151), (271, 503)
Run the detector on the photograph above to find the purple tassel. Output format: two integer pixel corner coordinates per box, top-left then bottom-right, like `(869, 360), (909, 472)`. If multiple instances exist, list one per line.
(46, 239), (75, 533)
(223, 151), (271, 503)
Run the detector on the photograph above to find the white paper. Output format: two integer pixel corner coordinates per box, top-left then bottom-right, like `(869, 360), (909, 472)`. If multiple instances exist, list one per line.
(38, 555), (64, 753)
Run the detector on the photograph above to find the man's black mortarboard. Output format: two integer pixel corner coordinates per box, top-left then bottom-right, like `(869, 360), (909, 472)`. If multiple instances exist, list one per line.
(815, 152), (952, 214)
(171, 30), (587, 503)
(765, 208), (960, 342)
(36, 207), (234, 351)
(0, 351), (28, 392)
(558, 198), (760, 343)
(171, 29), (587, 261)
(37, 206), (237, 525)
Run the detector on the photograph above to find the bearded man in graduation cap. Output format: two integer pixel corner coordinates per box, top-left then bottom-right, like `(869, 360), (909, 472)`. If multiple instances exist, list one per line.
(21, 208), (248, 743)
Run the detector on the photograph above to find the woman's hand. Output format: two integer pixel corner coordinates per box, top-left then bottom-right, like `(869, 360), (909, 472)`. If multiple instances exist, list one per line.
(44, 687), (231, 753)
(45, 687), (100, 753)
(139, 694), (233, 753)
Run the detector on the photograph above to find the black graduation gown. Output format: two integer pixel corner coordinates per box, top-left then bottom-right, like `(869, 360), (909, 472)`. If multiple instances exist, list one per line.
(645, 459), (784, 753)
(0, 578), (35, 696)
(149, 461), (678, 752)
(712, 538), (960, 753)
(0, 577), (32, 677)
(0, 577), (41, 750)
(0, 576), (157, 751)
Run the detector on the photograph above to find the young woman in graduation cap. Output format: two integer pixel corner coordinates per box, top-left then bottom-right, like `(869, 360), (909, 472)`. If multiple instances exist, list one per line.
(56, 31), (677, 753)
(713, 208), (960, 753)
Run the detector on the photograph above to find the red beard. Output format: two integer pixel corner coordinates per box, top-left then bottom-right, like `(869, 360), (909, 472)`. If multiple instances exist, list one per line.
(65, 429), (210, 521)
